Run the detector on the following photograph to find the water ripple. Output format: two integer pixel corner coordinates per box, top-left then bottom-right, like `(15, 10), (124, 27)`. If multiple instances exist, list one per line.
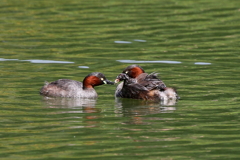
(117, 60), (182, 64)
(0, 58), (75, 64)
(78, 66), (89, 69)
(0, 58), (18, 61)
(22, 59), (74, 64)
(114, 41), (132, 44)
(133, 39), (147, 42)
(194, 62), (211, 65)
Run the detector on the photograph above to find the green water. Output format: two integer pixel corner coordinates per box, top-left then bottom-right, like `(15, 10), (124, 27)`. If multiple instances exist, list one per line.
(1, 0), (240, 159)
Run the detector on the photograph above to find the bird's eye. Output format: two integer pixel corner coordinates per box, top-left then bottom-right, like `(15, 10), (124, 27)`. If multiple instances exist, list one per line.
(125, 71), (128, 74)
(100, 78), (104, 81)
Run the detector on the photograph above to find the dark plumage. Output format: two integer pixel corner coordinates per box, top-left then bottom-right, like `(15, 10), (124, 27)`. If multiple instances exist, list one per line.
(115, 65), (179, 101)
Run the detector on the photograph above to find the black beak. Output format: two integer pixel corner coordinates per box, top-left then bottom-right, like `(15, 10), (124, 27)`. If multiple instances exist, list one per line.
(104, 79), (114, 85)
(116, 73), (129, 81)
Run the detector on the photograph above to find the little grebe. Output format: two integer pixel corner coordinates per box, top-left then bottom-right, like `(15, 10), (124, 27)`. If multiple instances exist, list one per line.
(40, 72), (114, 98)
(115, 65), (179, 101)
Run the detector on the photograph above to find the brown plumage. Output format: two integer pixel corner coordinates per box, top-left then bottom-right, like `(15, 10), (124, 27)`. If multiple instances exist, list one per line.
(115, 65), (179, 101)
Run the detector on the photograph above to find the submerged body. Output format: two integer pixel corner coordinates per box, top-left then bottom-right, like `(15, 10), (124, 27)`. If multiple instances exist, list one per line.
(40, 72), (113, 98)
(115, 65), (179, 101)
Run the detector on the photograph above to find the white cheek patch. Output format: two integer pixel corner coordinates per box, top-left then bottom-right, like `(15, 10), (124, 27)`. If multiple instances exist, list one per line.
(103, 80), (107, 84)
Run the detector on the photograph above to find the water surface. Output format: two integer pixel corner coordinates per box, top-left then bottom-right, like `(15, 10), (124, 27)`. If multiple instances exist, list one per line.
(1, 0), (240, 159)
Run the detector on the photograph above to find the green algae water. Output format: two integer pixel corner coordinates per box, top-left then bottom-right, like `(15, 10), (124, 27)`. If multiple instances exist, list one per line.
(0, 0), (240, 159)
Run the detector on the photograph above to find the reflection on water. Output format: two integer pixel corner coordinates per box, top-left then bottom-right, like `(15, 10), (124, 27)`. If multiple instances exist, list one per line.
(117, 60), (182, 64)
(0, 58), (19, 61)
(115, 98), (176, 125)
(117, 60), (212, 65)
(41, 97), (101, 128)
(194, 62), (212, 65)
(41, 97), (97, 108)
(23, 59), (74, 64)
(114, 41), (132, 44)
(0, 58), (74, 64)
(115, 98), (177, 115)
(133, 39), (147, 42)
(78, 66), (90, 68)
(114, 39), (147, 43)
